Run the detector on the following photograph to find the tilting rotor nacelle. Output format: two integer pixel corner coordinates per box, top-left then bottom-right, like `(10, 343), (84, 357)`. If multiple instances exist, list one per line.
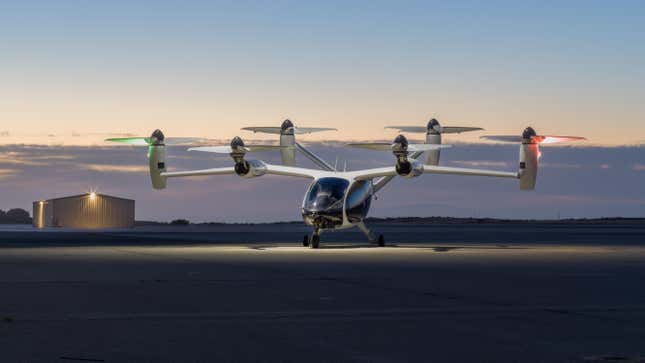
(228, 137), (268, 178)
(347, 134), (450, 178)
(392, 134), (424, 178)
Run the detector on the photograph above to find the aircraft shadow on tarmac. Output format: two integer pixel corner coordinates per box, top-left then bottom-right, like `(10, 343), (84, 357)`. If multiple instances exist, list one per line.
(249, 244), (526, 252)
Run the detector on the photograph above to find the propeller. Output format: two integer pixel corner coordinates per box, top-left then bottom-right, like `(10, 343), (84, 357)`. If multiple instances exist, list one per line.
(348, 135), (452, 153)
(106, 130), (208, 146)
(481, 127), (587, 144)
(347, 142), (450, 152)
(188, 136), (288, 154)
(242, 119), (337, 135)
(386, 118), (484, 135)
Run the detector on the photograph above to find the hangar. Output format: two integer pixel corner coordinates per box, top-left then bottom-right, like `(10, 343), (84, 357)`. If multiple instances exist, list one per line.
(33, 193), (135, 229)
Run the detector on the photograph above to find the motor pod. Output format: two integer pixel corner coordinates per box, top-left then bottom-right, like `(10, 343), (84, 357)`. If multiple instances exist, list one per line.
(235, 159), (267, 178)
(425, 119), (442, 165)
(279, 119), (296, 166)
(519, 127), (539, 190)
(148, 129), (167, 189)
(396, 159), (424, 178)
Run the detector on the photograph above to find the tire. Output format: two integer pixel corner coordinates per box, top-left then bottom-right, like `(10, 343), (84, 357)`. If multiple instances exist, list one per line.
(311, 235), (320, 249)
(303, 235), (310, 247)
(378, 234), (385, 247)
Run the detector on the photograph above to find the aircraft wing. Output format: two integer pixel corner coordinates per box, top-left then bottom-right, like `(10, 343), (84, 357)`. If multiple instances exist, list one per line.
(162, 167), (235, 178)
(351, 165), (519, 181)
(264, 164), (322, 179)
(161, 163), (321, 180)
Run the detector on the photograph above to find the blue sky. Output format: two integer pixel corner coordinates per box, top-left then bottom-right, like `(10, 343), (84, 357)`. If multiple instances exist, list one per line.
(1, 1), (644, 144)
(0, 1), (643, 220)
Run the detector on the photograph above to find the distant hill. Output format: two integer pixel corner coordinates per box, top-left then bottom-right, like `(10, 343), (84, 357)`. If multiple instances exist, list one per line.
(0, 208), (32, 224)
(364, 216), (645, 225)
(136, 216), (645, 226)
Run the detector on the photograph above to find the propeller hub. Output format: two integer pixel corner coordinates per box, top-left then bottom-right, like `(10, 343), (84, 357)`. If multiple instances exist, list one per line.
(150, 129), (165, 145)
(230, 136), (247, 163)
(392, 134), (410, 162)
(522, 127), (537, 141)
(281, 119), (295, 135)
(230, 136), (245, 149)
(393, 134), (409, 150)
(427, 118), (442, 134)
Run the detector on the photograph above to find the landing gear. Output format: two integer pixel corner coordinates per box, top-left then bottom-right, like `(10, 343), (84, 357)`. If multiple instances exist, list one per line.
(303, 235), (310, 247)
(311, 234), (320, 249)
(358, 222), (385, 247)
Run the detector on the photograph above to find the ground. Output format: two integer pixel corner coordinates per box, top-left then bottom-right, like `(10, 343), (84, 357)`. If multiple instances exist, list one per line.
(1, 230), (645, 362)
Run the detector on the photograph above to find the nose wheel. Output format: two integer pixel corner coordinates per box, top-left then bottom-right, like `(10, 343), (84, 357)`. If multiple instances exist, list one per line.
(310, 234), (320, 249)
(302, 235), (310, 247)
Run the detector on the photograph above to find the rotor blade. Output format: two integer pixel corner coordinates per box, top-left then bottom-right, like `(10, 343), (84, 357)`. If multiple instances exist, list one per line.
(105, 137), (151, 146)
(482, 135), (586, 144)
(188, 146), (234, 154)
(384, 126), (427, 133)
(480, 135), (522, 143)
(346, 142), (393, 151)
(294, 127), (337, 134)
(532, 135), (587, 144)
(245, 145), (289, 152)
(188, 145), (288, 153)
(164, 137), (210, 145)
(347, 143), (452, 152)
(241, 127), (282, 134)
(441, 126), (484, 134)
(106, 136), (208, 146)
(407, 144), (452, 152)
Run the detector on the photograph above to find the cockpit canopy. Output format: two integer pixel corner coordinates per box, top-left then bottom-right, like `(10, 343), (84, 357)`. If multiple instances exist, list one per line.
(303, 177), (349, 213)
(302, 177), (373, 228)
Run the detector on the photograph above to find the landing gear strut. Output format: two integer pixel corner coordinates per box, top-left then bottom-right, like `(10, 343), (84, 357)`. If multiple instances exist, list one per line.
(358, 222), (385, 247)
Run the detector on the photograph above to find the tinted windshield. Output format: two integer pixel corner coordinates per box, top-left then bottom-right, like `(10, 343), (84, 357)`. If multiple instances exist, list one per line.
(345, 180), (373, 223)
(304, 178), (349, 212)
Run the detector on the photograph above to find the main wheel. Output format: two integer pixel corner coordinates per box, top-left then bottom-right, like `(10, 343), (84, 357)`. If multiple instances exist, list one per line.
(377, 234), (385, 247)
(311, 235), (320, 249)
(302, 235), (310, 247)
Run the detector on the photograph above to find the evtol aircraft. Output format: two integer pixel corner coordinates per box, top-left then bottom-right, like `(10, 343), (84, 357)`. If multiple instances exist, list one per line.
(107, 119), (585, 248)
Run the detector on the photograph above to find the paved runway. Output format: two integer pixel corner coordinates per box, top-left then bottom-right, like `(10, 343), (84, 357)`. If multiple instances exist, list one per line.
(2, 237), (645, 362)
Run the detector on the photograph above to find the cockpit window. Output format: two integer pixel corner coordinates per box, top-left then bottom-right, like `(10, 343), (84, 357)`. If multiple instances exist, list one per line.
(304, 178), (349, 213)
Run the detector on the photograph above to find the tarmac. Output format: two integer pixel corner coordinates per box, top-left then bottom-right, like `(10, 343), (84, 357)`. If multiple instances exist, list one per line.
(1, 224), (645, 362)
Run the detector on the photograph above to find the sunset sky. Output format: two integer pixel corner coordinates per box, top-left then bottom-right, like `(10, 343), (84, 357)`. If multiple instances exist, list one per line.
(1, 1), (643, 145)
(0, 1), (643, 221)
